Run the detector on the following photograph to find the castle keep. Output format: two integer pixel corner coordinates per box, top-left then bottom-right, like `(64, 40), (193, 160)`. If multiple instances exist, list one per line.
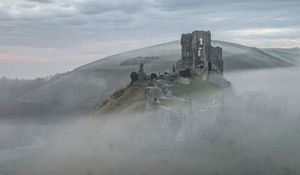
(177, 30), (223, 80)
(129, 30), (228, 105)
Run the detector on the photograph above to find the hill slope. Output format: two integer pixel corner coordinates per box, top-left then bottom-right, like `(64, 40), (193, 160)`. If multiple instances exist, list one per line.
(263, 47), (300, 64)
(0, 40), (293, 120)
(213, 41), (293, 70)
(78, 40), (293, 72)
(92, 74), (219, 115)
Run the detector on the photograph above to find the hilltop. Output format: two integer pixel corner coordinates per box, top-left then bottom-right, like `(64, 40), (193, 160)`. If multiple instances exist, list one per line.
(93, 30), (229, 115)
(92, 74), (220, 115)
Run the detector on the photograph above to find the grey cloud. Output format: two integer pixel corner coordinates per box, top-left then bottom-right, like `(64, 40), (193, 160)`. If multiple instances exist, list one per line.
(155, 0), (299, 11)
(27, 0), (54, 3)
(1, 0), (298, 48)
(76, 0), (147, 15)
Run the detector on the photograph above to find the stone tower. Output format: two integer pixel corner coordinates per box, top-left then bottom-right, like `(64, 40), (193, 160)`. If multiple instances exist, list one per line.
(178, 30), (223, 79)
(138, 63), (147, 80)
(181, 30), (211, 70)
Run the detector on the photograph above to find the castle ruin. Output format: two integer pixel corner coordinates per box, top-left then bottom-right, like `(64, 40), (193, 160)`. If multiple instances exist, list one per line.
(130, 30), (228, 105)
(177, 30), (223, 80)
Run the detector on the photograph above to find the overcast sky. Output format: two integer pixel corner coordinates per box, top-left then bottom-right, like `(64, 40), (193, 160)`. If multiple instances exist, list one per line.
(0, 0), (299, 78)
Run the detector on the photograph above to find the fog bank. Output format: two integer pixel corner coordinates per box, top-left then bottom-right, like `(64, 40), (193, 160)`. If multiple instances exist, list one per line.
(2, 67), (300, 175)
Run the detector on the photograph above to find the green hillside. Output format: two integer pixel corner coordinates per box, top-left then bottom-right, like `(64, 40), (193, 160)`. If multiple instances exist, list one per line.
(92, 73), (219, 115)
(79, 40), (293, 73)
(263, 47), (300, 64)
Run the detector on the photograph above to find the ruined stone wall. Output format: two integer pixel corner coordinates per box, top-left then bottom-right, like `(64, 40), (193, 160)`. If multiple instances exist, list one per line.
(209, 46), (223, 74)
(180, 31), (212, 70)
(181, 34), (194, 69)
(178, 30), (223, 80)
(138, 63), (147, 80)
(193, 30), (211, 46)
(207, 72), (231, 88)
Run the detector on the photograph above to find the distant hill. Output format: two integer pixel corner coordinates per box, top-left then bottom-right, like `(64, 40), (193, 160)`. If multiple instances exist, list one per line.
(78, 40), (293, 72)
(0, 40), (293, 120)
(263, 47), (300, 64)
(213, 41), (293, 70)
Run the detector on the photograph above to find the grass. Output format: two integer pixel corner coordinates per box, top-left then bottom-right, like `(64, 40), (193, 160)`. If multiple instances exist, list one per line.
(93, 74), (220, 114)
(92, 83), (144, 114)
(171, 75), (218, 97)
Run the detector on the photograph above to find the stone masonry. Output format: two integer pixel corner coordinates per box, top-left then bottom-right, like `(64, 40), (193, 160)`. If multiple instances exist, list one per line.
(177, 30), (223, 80)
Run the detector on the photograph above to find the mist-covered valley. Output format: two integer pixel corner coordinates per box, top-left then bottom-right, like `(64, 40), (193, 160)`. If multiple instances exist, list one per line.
(0, 65), (299, 175)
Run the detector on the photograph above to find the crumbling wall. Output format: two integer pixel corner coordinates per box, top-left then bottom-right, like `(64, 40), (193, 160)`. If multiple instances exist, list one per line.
(178, 30), (223, 80)
(207, 72), (231, 88)
(209, 46), (223, 75)
(181, 34), (194, 69)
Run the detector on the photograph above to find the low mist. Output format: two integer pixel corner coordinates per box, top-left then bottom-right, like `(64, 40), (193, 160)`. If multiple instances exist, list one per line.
(226, 66), (300, 116)
(1, 67), (300, 175)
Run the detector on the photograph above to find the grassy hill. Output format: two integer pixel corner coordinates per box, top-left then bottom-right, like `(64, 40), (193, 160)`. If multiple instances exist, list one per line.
(213, 41), (293, 70)
(78, 40), (293, 72)
(263, 47), (300, 64)
(0, 40), (293, 120)
(91, 74), (219, 115)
